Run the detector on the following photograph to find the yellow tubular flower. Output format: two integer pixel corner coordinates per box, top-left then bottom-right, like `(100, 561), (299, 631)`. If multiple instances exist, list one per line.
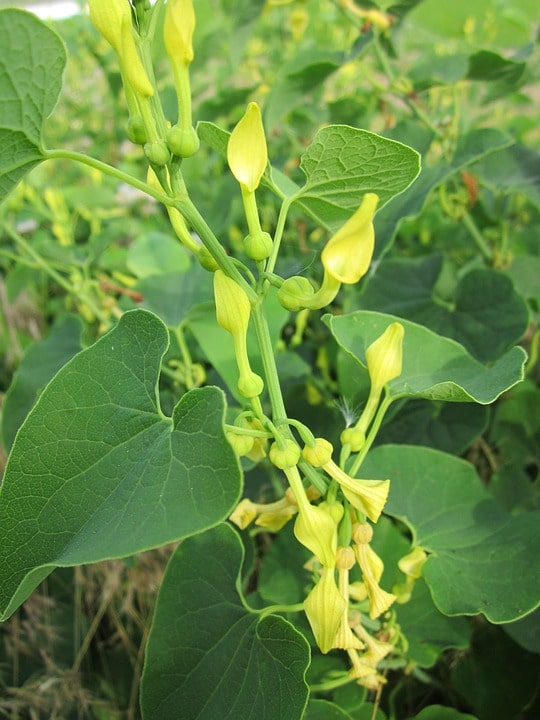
(366, 322), (405, 392)
(322, 460), (390, 523)
(88, 0), (130, 53)
(353, 622), (394, 666)
(353, 528), (396, 619)
(304, 568), (347, 654)
(229, 498), (258, 529)
(164, 0), (195, 64)
(332, 547), (363, 650)
(321, 193), (378, 285)
(227, 103), (268, 192)
(294, 501), (338, 569)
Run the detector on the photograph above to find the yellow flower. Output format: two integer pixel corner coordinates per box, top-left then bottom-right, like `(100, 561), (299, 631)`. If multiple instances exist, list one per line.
(229, 498), (258, 529)
(227, 103), (268, 192)
(88, 0), (153, 97)
(322, 460), (389, 523)
(398, 546), (428, 579)
(332, 547), (363, 651)
(365, 322), (404, 391)
(321, 193), (378, 284)
(213, 270), (264, 399)
(294, 501), (338, 569)
(352, 623), (394, 666)
(304, 568), (346, 654)
(353, 530), (396, 619)
(164, 0), (195, 64)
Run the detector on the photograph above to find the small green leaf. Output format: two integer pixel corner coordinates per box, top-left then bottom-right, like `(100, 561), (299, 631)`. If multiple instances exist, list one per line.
(357, 254), (529, 362)
(0, 310), (241, 621)
(292, 126), (421, 231)
(325, 310), (526, 404)
(362, 445), (540, 622)
(140, 523), (310, 720)
(1, 315), (83, 451)
(0, 9), (66, 199)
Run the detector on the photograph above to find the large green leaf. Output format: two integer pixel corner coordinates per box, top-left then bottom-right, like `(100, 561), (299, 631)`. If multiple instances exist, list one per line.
(0, 9), (66, 200)
(362, 445), (540, 622)
(0, 310), (241, 621)
(292, 126), (421, 231)
(356, 254), (529, 362)
(140, 523), (310, 720)
(325, 310), (526, 404)
(1, 315), (83, 452)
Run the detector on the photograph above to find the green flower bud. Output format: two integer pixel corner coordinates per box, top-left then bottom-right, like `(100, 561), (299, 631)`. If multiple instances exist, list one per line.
(226, 431), (255, 457)
(125, 116), (147, 145)
(237, 371), (264, 399)
(269, 439), (301, 470)
(277, 276), (315, 312)
(197, 246), (219, 272)
(340, 427), (365, 452)
(244, 231), (273, 261)
(167, 124), (200, 158)
(144, 140), (170, 166)
(302, 438), (333, 467)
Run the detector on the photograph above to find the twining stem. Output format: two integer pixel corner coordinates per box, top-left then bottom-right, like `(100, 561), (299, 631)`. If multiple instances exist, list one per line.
(266, 196), (293, 276)
(462, 209), (494, 262)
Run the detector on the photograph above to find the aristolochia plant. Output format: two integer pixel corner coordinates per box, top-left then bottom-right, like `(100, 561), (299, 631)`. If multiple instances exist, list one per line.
(0, 2), (537, 719)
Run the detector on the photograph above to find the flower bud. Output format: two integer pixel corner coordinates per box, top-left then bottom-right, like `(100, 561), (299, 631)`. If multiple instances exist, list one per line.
(144, 140), (171, 166)
(277, 276), (315, 312)
(269, 439), (301, 470)
(167, 124), (200, 158)
(304, 568), (346, 654)
(214, 270), (250, 335)
(321, 193), (378, 284)
(302, 438), (333, 467)
(88, 0), (130, 54)
(227, 103), (268, 192)
(398, 546), (428, 580)
(244, 231), (273, 261)
(125, 116), (147, 145)
(340, 427), (365, 452)
(226, 431), (254, 457)
(237, 371), (265, 399)
(164, 0), (195, 64)
(197, 246), (219, 272)
(366, 322), (404, 391)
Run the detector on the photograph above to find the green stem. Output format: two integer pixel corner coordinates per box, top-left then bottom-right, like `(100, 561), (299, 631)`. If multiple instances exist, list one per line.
(258, 602), (304, 618)
(179, 198), (258, 302)
(309, 674), (354, 693)
(43, 149), (171, 205)
(266, 196), (292, 276)
(348, 393), (393, 477)
(462, 209), (493, 262)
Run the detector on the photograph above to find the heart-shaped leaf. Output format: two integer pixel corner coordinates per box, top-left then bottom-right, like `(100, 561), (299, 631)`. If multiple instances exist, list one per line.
(292, 125), (421, 231)
(0, 9), (66, 199)
(325, 310), (526, 404)
(140, 523), (310, 720)
(0, 310), (241, 621)
(362, 445), (540, 623)
(356, 254), (529, 362)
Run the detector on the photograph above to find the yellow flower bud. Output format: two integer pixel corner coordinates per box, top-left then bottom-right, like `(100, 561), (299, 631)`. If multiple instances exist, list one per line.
(226, 431), (254, 457)
(340, 427), (365, 452)
(214, 270), (250, 336)
(227, 103), (268, 192)
(294, 501), (338, 568)
(321, 193), (378, 284)
(88, 0), (130, 53)
(304, 568), (346, 654)
(323, 461), (390, 523)
(398, 546), (428, 580)
(164, 0), (195, 64)
(88, 0), (153, 97)
(302, 438), (333, 468)
(365, 322), (404, 391)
